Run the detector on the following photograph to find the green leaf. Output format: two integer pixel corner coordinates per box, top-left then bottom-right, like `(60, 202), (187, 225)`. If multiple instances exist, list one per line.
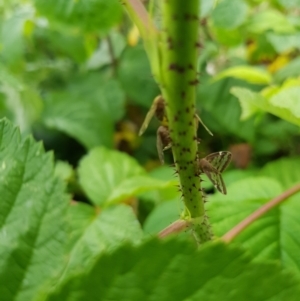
(0, 64), (43, 133)
(0, 118), (69, 301)
(215, 66), (272, 85)
(209, 174), (300, 273)
(78, 147), (174, 206)
(211, 0), (248, 29)
(54, 161), (74, 182)
(274, 57), (300, 82)
(270, 86), (300, 118)
(117, 45), (159, 107)
(42, 73), (125, 149)
(39, 26), (93, 63)
(0, 8), (33, 66)
(140, 166), (179, 205)
(44, 240), (300, 301)
(260, 157), (300, 190)
(231, 86), (300, 126)
(61, 203), (143, 279)
(278, 0), (300, 9)
(210, 27), (244, 47)
(86, 31), (126, 70)
(267, 32), (300, 53)
(200, 0), (214, 18)
(34, 0), (123, 33)
(197, 77), (256, 142)
(143, 199), (181, 234)
(246, 9), (295, 34)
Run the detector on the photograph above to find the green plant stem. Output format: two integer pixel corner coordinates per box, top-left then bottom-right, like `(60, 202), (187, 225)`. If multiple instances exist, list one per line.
(159, 1), (211, 243)
(122, 0), (212, 244)
(222, 182), (300, 243)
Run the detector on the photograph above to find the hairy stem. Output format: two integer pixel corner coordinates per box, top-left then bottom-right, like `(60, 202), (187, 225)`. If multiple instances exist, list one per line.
(222, 182), (300, 243)
(122, 0), (211, 244)
(160, 1), (211, 243)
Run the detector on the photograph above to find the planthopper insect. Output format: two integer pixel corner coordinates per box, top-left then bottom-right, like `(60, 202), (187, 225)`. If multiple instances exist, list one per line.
(138, 95), (213, 137)
(156, 125), (172, 164)
(139, 95), (214, 164)
(138, 95), (166, 136)
(198, 151), (232, 194)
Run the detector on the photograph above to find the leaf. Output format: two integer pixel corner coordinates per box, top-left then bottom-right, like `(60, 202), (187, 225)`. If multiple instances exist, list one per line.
(42, 73), (125, 149)
(0, 8), (33, 66)
(0, 118), (69, 301)
(117, 45), (159, 107)
(78, 147), (174, 206)
(86, 31), (126, 70)
(270, 86), (300, 118)
(40, 26), (93, 63)
(197, 77), (256, 142)
(260, 157), (300, 189)
(278, 0), (300, 9)
(274, 57), (300, 82)
(267, 32), (300, 53)
(61, 203), (143, 280)
(0, 64), (43, 133)
(54, 161), (74, 182)
(208, 173), (300, 274)
(143, 199), (181, 234)
(246, 9), (295, 34)
(210, 27), (244, 47)
(211, 0), (248, 29)
(231, 86), (300, 126)
(200, 0), (214, 18)
(43, 240), (300, 301)
(215, 66), (272, 85)
(33, 0), (123, 33)
(140, 166), (179, 204)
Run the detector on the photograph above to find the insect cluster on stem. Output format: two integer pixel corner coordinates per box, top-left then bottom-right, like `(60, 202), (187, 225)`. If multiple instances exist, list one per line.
(139, 95), (232, 195)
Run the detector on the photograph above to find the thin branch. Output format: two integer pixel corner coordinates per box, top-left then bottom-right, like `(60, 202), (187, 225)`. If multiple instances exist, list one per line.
(106, 35), (118, 75)
(222, 182), (300, 243)
(158, 219), (191, 239)
(122, 0), (156, 35)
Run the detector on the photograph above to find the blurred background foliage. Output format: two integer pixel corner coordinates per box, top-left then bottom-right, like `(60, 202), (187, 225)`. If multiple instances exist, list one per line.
(1, 0), (300, 225)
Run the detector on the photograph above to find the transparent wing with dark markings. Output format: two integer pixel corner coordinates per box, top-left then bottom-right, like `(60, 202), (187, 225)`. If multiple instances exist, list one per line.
(205, 170), (227, 194)
(205, 151), (232, 173)
(156, 130), (164, 164)
(199, 151), (232, 194)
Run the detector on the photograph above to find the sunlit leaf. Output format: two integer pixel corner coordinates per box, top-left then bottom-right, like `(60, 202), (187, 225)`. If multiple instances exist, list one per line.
(78, 147), (175, 206)
(0, 119), (69, 301)
(215, 66), (272, 85)
(231, 86), (300, 126)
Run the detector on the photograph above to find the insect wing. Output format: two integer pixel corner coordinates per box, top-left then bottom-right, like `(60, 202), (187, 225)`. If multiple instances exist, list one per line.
(206, 171), (227, 194)
(205, 151), (232, 173)
(199, 159), (227, 194)
(139, 96), (165, 136)
(156, 129), (165, 164)
(156, 126), (172, 164)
